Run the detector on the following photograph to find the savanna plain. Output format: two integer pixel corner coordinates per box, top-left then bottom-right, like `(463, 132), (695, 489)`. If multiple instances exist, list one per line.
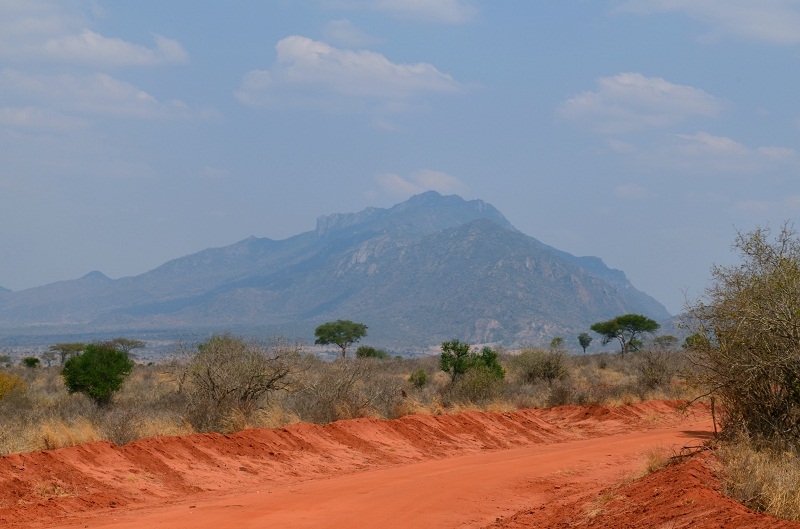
(1, 332), (798, 528)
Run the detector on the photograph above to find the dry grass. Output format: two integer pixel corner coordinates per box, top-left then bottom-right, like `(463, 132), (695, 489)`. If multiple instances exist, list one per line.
(34, 481), (73, 499)
(39, 417), (104, 450)
(642, 445), (673, 474)
(0, 345), (695, 456)
(718, 439), (800, 522)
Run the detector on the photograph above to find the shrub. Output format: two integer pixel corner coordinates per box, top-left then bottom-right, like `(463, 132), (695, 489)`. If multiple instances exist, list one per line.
(408, 369), (429, 388)
(510, 347), (567, 385)
(0, 371), (26, 399)
(286, 358), (403, 424)
(440, 340), (504, 383)
(688, 223), (800, 444)
(22, 357), (40, 368)
(356, 346), (389, 359)
(184, 334), (302, 432)
(448, 365), (506, 404)
(635, 350), (675, 390)
(62, 344), (134, 406)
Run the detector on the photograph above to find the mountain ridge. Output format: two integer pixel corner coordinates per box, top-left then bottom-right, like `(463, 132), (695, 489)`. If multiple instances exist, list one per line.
(0, 192), (669, 348)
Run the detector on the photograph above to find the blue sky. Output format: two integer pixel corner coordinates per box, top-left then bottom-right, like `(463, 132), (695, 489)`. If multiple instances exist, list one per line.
(1, 0), (799, 315)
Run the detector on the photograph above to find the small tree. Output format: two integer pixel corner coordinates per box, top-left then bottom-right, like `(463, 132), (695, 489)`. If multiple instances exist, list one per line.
(578, 332), (593, 354)
(652, 335), (679, 350)
(590, 314), (660, 355)
(62, 344), (134, 406)
(549, 337), (565, 350)
(314, 320), (368, 358)
(474, 346), (505, 380)
(440, 340), (504, 383)
(440, 339), (473, 383)
(688, 223), (800, 444)
(22, 357), (40, 368)
(186, 334), (301, 431)
(49, 342), (86, 364)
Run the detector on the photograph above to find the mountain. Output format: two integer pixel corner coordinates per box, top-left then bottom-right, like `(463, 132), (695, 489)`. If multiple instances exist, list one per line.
(0, 192), (670, 348)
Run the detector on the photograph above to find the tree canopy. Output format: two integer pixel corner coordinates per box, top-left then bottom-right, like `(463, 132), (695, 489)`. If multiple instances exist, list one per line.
(590, 313), (660, 355)
(314, 320), (368, 358)
(577, 332), (593, 354)
(49, 342), (86, 364)
(104, 337), (146, 356)
(62, 343), (134, 406)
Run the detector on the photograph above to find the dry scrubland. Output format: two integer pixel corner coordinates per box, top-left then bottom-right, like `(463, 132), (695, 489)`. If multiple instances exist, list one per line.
(0, 343), (689, 454)
(1, 337), (799, 523)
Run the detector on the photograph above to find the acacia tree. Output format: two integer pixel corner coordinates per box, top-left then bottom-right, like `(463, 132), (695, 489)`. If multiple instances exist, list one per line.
(578, 332), (593, 354)
(314, 320), (368, 358)
(688, 223), (800, 443)
(590, 314), (660, 355)
(49, 342), (86, 364)
(104, 338), (146, 357)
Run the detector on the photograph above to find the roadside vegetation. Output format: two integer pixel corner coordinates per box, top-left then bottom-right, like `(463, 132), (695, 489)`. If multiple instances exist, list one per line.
(0, 333), (693, 456)
(686, 222), (800, 522)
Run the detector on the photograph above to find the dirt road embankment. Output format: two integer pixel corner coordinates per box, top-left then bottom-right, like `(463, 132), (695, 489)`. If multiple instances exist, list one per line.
(1, 401), (792, 528)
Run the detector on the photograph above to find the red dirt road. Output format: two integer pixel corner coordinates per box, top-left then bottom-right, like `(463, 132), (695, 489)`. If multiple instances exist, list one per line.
(2, 401), (797, 528)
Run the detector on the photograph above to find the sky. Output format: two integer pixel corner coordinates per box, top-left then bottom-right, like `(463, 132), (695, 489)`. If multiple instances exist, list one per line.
(1, 0), (799, 315)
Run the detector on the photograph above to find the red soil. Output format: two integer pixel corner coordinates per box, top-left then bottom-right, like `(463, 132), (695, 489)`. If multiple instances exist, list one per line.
(0, 401), (795, 529)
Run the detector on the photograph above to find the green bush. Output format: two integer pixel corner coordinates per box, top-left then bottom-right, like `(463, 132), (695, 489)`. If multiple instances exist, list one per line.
(22, 357), (40, 368)
(440, 340), (504, 383)
(448, 365), (506, 404)
(356, 346), (389, 359)
(408, 369), (429, 388)
(62, 344), (134, 406)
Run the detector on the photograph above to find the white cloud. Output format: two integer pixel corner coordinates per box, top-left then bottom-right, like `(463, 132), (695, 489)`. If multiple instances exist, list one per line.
(0, 1), (188, 66)
(322, 19), (382, 47)
(327, 0), (477, 24)
(614, 183), (649, 199)
(560, 73), (720, 134)
(40, 30), (188, 66)
(0, 69), (191, 120)
(670, 131), (751, 157)
(0, 106), (90, 131)
(643, 132), (798, 174)
(235, 36), (460, 107)
(616, 0), (800, 44)
(758, 146), (797, 161)
(376, 169), (465, 196)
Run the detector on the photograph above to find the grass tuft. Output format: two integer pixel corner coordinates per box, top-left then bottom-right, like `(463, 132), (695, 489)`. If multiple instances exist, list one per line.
(719, 438), (800, 522)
